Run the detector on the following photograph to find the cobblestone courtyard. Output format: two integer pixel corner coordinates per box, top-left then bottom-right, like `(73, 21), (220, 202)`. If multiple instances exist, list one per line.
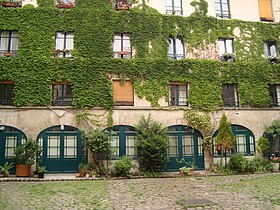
(0, 173), (280, 210)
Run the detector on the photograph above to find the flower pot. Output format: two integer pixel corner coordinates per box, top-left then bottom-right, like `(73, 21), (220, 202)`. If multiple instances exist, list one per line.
(188, 169), (195, 176)
(2, 2), (21, 7)
(16, 164), (31, 177)
(38, 173), (44, 179)
(3, 52), (12, 57)
(118, 51), (128, 55)
(2, 172), (9, 177)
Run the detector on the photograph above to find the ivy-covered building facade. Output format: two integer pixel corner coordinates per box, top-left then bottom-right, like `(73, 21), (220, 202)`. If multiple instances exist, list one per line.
(0, 0), (280, 172)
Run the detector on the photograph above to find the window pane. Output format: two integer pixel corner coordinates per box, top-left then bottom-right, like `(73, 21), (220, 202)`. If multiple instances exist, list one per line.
(166, 0), (172, 7)
(111, 136), (119, 158)
(126, 136), (136, 157)
(225, 39), (233, 53)
(65, 34), (74, 50)
(175, 38), (184, 58)
(56, 33), (64, 50)
(168, 136), (178, 157)
(168, 38), (174, 56)
(219, 40), (225, 55)
(236, 134), (246, 154)
(0, 37), (9, 51)
(174, 0), (181, 7)
(10, 37), (19, 51)
(48, 136), (60, 158)
(182, 135), (194, 156)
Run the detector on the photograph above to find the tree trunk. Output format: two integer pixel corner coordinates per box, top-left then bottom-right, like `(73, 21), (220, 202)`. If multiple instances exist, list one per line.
(204, 149), (214, 171)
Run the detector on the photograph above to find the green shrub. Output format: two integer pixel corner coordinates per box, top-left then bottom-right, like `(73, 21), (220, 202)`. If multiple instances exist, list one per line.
(114, 156), (133, 177)
(216, 163), (233, 175)
(136, 114), (169, 172)
(257, 137), (270, 157)
(248, 157), (274, 173)
(228, 153), (249, 173)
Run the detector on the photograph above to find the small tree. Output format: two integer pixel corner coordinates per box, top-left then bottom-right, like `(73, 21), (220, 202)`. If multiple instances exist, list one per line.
(257, 137), (270, 157)
(216, 114), (236, 167)
(265, 119), (280, 153)
(136, 114), (169, 172)
(82, 129), (113, 176)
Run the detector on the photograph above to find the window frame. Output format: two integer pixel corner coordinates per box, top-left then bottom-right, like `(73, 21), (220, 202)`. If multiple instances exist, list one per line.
(222, 84), (239, 107)
(0, 30), (19, 57)
(165, 0), (183, 16)
(218, 38), (235, 62)
(55, 32), (74, 58)
(215, 0), (231, 19)
(0, 81), (15, 106)
(168, 37), (185, 60)
(52, 82), (73, 106)
(269, 84), (280, 107)
(113, 33), (132, 59)
(264, 41), (277, 57)
(169, 83), (188, 106)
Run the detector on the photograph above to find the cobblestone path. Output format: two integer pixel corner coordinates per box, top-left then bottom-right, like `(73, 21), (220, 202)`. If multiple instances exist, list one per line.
(0, 173), (279, 210)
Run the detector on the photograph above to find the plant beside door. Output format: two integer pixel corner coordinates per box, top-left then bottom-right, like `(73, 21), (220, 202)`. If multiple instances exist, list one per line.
(0, 162), (14, 177)
(15, 138), (42, 177)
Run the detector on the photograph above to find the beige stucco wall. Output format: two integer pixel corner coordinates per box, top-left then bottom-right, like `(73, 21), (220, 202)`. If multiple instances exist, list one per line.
(230, 0), (260, 22)
(0, 105), (279, 142)
(272, 0), (280, 22)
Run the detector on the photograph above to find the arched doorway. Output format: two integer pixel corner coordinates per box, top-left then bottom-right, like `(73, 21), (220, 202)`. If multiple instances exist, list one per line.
(165, 125), (205, 171)
(0, 125), (27, 173)
(213, 124), (255, 156)
(37, 125), (86, 173)
(106, 125), (137, 159)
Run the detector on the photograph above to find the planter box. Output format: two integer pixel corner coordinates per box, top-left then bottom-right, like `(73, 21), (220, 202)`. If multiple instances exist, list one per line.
(3, 52), (13, 57)
(118, 51), (128, 55)
(2, 2), (21, 7)
(16, 164), (31, 177)
(115, 4), (132, 10)
(56, 4), (75, 9)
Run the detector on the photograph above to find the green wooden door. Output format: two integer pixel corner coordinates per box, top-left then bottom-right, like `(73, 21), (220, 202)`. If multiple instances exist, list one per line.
(165, 125), (204, 171)
(0, 126), (27, 174)
(37, 126), (86, 173)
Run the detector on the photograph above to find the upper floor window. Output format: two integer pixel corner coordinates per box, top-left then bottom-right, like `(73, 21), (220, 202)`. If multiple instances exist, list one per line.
(1, 0), (22, 8)
(113, 33), (131, 59)
(52, 83), (73, 106)
(166, 0), (182, 16)
(56, 0), (75, 9)
(222, 84), (239, 107)
(0, 81), (14, 105)
(113, 0), (132, 11)
(265, 41), (277, 56)
(269, 84), (280, 107)
(215, 0), (230, 19)
(218, 38), (235, 62)
(258, 0), (273, 22)
(55, 32), (74, 58)
(169, 83), (188, 106)
(168, 37), (185, 59)
(112, 80), (134, 106)
(0, 31), (19, 57)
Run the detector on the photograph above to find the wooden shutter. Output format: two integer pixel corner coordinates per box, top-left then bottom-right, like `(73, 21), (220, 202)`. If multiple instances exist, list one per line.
(112, 80), (134, 106)
(258, 0), (273, 21)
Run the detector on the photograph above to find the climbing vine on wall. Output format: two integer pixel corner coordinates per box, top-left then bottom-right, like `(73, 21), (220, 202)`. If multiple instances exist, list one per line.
(0, 0), (279, 110)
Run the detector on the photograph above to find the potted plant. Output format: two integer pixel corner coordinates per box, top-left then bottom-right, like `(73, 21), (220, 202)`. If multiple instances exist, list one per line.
(78, 163), (87, 177)
(179, 166), (190, 176)
(15, 138), (42, 177)
(0, 162), (14, 177)
(221, 52), (235, 62)
(36, 166), (47, 179)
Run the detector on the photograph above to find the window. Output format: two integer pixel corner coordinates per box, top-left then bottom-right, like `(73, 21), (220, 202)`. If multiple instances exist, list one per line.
(222, 84), (239, 107)
(108, 125), (137, 159)
(218, 38), (234, 62)
(55, 32), (74, 58)
(113, 33), (131, 59)
(213, 125), (255, 156)
(0, 81), (14, 105)
(52, 83), (73, 106)
(258, 0), (273, 22)
(168, 37), (185, 59)
(166, 0), (182, 15)
(215, 0), (230, 18)
(269, 84), (280, 106)
(264, 41), (277, 57)
(169, 84), (188, 106)
(0, 31), (19, 57)
(112, 80), (134, 106)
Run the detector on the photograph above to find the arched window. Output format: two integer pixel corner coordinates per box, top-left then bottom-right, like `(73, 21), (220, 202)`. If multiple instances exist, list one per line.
(213, 124), (255, 156)
(106, 125), (137, 159)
